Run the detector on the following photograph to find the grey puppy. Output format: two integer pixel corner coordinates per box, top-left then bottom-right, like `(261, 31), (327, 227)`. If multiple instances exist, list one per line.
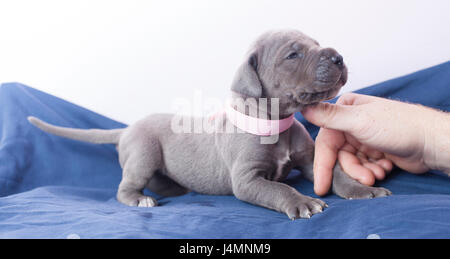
(28, 30), (391, 219)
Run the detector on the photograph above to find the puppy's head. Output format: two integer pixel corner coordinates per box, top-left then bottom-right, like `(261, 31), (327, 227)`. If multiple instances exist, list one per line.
(231, 30), (347, 115)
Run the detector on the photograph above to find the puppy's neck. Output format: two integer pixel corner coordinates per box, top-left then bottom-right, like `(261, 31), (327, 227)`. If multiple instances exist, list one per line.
(230, 92), (293, 120)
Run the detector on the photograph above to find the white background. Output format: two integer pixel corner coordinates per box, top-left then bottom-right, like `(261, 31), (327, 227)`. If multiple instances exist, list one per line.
(1, 0), (449, 124)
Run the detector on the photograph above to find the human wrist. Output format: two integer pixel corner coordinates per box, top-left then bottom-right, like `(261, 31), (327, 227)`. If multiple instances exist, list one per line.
(422, 108), (450, 173)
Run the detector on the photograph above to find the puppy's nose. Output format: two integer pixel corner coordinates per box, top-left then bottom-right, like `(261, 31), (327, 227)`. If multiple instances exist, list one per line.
(319, 48), (345, 69)
(331, 54), (344, 68)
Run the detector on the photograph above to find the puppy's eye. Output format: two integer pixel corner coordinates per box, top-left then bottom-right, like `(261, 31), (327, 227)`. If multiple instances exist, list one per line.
(286, 52), (300, 60)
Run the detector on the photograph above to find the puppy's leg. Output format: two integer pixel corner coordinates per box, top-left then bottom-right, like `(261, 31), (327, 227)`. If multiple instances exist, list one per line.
(146, 171), (190, 197)
(117, 152), (161, 207)
(294, 152), (391, 199)
(331, 163), (392, 199)
(232, 169), (326, 220)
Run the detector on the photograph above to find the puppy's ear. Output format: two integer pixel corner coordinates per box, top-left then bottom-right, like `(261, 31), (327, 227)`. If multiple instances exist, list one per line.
(231, 52), (263, 98)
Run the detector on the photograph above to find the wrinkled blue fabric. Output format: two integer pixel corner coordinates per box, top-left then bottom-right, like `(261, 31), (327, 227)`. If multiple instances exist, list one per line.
(1, 61), (450, 238)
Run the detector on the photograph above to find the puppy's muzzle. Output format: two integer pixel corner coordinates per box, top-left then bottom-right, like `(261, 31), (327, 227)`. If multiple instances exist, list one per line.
(291, 48), (347, 105)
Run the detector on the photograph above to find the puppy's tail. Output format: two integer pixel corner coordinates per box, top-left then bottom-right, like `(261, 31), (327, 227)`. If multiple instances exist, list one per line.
(27, 116), (124, 144)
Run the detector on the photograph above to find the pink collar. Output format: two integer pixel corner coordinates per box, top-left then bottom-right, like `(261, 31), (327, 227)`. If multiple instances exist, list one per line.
(225, 105), (295, 136)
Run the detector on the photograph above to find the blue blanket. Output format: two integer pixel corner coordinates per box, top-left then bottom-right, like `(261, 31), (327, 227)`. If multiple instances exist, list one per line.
(1, 61), (450, 239)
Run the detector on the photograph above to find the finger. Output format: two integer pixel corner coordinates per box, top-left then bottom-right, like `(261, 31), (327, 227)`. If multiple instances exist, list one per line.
(374, 158), (393, 172)
(302, 102), (357, 132)
(344, 133), (362, 150)
(347, 136), (384, 161)
(356, 151), (369, 162)
(336, 93), (378, 106)
(302, 93), (381, 131)
(338, 150), (376, 186)
(340, 143), (356, 153)
(313, 128), (345, 196)
(359, 145), (384, 160)
(362, 162), (386, 181)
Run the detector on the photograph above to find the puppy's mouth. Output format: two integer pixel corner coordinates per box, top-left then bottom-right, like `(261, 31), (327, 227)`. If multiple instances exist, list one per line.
(294, 87), (341, 105)
(292, 73), (345, 105)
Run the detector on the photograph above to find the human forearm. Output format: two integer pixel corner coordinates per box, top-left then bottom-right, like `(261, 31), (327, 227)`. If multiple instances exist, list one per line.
(422, 108), (450, 174)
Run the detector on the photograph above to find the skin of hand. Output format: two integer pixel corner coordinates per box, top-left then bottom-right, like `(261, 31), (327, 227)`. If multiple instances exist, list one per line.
(301, 93), (450, 196)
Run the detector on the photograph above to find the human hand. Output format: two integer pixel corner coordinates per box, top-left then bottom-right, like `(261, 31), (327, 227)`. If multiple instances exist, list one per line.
(302, 93), (438, 196)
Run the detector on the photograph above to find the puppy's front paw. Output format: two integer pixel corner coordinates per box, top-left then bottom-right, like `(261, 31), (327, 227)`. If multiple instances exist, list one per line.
(335, 185), (392, 200)
(332, 164), (392, 200)
(284, 196), (327, 220)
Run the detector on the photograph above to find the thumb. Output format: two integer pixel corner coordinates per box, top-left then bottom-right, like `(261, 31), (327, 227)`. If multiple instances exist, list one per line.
(302, 102), (355, 132)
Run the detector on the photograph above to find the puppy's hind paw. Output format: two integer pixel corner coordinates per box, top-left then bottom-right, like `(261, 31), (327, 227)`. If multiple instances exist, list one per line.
(138, 196), (158, 207)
